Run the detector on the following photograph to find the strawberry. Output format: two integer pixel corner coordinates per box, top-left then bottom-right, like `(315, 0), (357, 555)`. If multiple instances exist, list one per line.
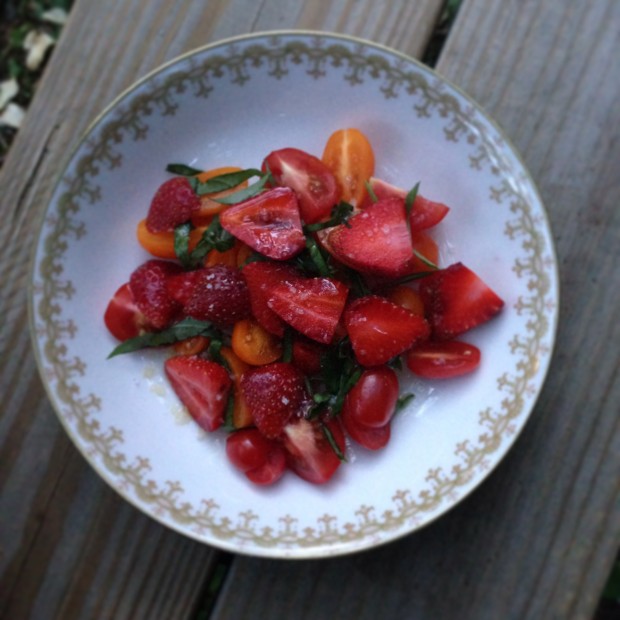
(128, 259), (182, 329)
(327, 197), (415, 278)
(282, 416), (345, 484)
(344, 295), (431, 366)
(267, 274), (349, 344)
(184, 265), (251, 326)
(242, 261), (299, 336)
(419, 262), (504, 340)
(166, 269), (203, 306)
(359, 177), (450, 231)
(164, 356), (232, 432)
(241, 363), (307, 439)
(146, 177), (201, 233)
(219, 187), (305, 260)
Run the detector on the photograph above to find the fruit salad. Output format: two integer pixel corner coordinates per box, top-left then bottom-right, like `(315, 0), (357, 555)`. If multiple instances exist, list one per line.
(104, 128), (504, 486)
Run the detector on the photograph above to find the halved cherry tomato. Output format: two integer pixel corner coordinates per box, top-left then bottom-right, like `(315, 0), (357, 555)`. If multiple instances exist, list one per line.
(191, 166), (248, 225)
(205, 240), (252, 268)
(342, 366), (399, 428)
(173, 335), (210, 356)
(220, 346), (252, 428)
(322, 128), (375, 205)
(388, 285), (425, 316)
(104, 283), (146, 341)
(226, 428), (286, 485)
(406, 341), (481, 379)
(263, 148), (340, 224)
(232, 318), (282, 366)
(136, 219), (207, 259)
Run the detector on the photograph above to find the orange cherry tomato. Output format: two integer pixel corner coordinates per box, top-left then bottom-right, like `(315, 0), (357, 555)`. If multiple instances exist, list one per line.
(136, 219), (206, 259)
(231, 319), (282, 366)
(205, 240), (253, 268)
(322, 128), (375, 206)
(387, 285), (425, 317)
(191, 166), (248, 225)
(173, 336), (211, 356)
(410, 231), (439, 272)
(220, 346), (252, 428)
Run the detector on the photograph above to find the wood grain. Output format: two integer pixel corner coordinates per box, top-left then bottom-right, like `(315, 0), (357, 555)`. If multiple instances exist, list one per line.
(210, 1), (620, 619)
(0, 1), (444, 618)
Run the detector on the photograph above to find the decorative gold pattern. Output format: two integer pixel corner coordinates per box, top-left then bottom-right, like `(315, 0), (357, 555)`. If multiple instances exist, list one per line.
(32, 34), (556, 554)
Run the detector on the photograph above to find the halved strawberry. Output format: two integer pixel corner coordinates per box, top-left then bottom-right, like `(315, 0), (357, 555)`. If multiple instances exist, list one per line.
(267, 275), (349, 344)
(184, 265), (251, 326)
(146, 177), (201, 233)
(344, 295), (431, 366)
(128, 259), (182, 329)
(166, 270), (203, 306)
(164, 356), (232, 432)
(240, 363), (307, 439)
(359, 177), (450, 231)
(327, 197), (415, 278)
(419, 262), (504, 340)
(242, 261), (300, 336)
(219, 187), (305, 260)
(282, 416), (345, 484)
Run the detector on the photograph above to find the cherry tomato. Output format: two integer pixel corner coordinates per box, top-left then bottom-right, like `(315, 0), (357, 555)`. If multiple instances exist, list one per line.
(232, 318), (283, 366)
(322, 128), (375, 206)
(173, 335), (210, 356)
(263, 148), (341, 224)
(104, 283), (146, 341)
(342, 366), (399, 428)
(406, 341), (481, 379)
(226, 429), (286, 485)
(341, 408), (391, 451)
(219, 346), (252, 429)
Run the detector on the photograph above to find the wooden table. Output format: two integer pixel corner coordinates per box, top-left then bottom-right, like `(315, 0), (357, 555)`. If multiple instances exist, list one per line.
(1, 1), (618, 618)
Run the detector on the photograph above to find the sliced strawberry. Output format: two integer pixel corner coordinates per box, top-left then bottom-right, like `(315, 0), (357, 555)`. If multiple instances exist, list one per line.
(267, 275), (349, 344)
(184, 265), (251, 326)
(282, 416), (344, 484)
(146, 177), (201, 233)
(344, 295), (430, 366)
(419, 262), (504, 340)
(219, 187), (305, 260)
(359, 177), (450, 231)
(240, 363), (307, 439)
(242, 261), (299, 336)
(164, 356), (232, 432)
(128, 259), (182, 329)
(327, 197), (414, 278)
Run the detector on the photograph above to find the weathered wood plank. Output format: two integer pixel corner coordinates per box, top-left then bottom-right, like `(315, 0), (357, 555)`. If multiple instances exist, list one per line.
(210, 1), (620, 619)
(0, 1), (444, 618)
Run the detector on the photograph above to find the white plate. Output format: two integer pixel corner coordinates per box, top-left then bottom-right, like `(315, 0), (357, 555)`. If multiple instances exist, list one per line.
(29, 31), (559, 558)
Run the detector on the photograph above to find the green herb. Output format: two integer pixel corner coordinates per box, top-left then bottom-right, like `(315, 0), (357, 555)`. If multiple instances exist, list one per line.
(211, 172), (272, 205)
(108, 318), (219, 358)
(413, 249), (439, 270)
(395, 393), (415, 413)
(391, 270), (437, 285)
(166, 163), (203, 176)
(299, 236), (333, 277)
(222, 393), (236, 432)
(405, 181), (420, 218)
(188, 168), (263, 196)
(321, 423), (347, 462)
(281, 328), (293, 364)
(365, 180), (379, 203)
(174, 222), (193, 268)
(304, 201), (355, 232)
(183, 215), (235, 267)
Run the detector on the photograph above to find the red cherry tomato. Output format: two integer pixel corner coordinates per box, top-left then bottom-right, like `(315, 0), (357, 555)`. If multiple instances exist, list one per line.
(104, 283), (146, 341)
(406, 341), (481, 379)
(341, 407), (391, 451)
(225, 428), (286, 485)
(263, 147), (341, 224)
(342, 366), (399, 428)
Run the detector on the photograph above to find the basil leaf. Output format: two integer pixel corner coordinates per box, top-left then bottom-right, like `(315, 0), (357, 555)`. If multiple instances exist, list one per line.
(321, 423), (347, 462)
(188, 168), (263, 196)
(166, 163), (203, 176)
(365, 180), (379, 203)
(211, 172), (271, 205)
(304, 201), (355, 232)
(413, 249), (438, 270)
(304, 236), (331, 277)
(405, 181), (420, 217)
(395, 393), (415, 413)
(174, 222), (193, 268)
(108, 318), (218, 358)
(186, 215), (235, 267)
